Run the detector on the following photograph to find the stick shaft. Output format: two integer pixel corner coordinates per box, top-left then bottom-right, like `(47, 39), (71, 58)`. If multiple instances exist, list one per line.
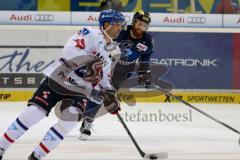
(116, 113), (145, 157)
(152, 83), (240, 135)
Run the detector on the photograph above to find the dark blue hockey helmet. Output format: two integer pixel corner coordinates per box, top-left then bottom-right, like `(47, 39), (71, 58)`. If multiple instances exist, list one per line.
(99, 9), (125, 28)
(132, 9), (151, 24)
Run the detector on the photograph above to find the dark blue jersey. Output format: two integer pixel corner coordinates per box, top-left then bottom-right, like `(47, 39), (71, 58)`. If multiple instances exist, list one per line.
(115, 25), (154, 63)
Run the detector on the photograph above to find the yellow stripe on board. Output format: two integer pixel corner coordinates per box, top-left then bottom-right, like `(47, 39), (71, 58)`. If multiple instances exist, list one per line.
(198, 0), (214, 13)
(1, 90), (239, 104)
(79, 0), (104, 7)
(0, 91), (34, 102)
(150, 3), (172, 8)
(38, 0), (70, 11)
(119, 91), (240, 104)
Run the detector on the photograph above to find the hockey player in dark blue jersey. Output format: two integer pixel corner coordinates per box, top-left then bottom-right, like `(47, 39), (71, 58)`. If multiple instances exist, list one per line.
(112, 9), (153, 90)
(78, 10), (154, 140)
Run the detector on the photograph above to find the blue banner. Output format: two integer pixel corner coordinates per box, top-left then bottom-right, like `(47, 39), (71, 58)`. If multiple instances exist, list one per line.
(0, 0), (37, 11)
(150, 32), (233, 89)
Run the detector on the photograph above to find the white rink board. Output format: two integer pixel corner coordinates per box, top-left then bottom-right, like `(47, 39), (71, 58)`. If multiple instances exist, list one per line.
(0, 11), (240, 28)
(0, 102), (239, 160)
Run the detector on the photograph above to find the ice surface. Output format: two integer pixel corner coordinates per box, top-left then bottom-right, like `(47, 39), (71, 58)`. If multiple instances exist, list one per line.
(0, 102), (239, 160)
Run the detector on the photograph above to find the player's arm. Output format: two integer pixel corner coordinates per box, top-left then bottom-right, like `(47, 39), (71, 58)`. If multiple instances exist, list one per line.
(138, 37), (154, 87)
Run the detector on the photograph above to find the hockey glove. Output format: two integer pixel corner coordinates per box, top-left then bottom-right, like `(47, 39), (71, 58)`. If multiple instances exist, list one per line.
(101, 90), (121, 115)
(138, 69), (151, 88)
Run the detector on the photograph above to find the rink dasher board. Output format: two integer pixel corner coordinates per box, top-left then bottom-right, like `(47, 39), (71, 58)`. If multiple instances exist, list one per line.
(0, 11), (240, 28)
(0, 89), (239, 104)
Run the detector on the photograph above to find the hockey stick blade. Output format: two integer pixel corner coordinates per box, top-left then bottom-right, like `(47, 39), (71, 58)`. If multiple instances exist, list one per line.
(144, 152), (168, 159)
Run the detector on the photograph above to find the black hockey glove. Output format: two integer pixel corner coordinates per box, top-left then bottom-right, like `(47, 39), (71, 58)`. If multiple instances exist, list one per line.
(74, 58), (103, 85)
(138, 69), (151, 88)
(101, 90), (121, 115)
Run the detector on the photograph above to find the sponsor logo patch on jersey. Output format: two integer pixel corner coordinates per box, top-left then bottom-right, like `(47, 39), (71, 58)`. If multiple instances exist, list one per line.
(136, 43), (148, 52)
(74, 38), (85, 49)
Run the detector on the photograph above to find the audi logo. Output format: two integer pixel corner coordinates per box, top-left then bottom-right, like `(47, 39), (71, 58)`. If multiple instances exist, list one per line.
(187, 17), (207, 24)
(34, 14), (54, 22)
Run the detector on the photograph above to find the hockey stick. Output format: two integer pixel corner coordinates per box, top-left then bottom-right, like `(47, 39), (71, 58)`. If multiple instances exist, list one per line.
(116, 113), (168, 159)
(150, 83), (240, 136)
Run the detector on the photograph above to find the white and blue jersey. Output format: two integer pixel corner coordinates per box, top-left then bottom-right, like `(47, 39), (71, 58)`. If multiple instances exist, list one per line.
(43, 27), (118, 98)
(83, 25), (154, 115)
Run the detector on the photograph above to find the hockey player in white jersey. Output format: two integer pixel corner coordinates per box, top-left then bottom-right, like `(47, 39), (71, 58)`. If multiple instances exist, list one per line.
(0, 9), (125, 160)
(78, 10), (154, 140)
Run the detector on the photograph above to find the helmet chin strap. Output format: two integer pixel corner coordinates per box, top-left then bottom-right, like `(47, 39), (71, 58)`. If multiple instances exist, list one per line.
(101, 24), (113, 42)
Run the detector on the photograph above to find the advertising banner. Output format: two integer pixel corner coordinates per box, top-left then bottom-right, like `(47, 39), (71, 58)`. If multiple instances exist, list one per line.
(0, 26), (239, 102)
(1, 11), (240, 28)
(151, 13), (223, 28)
(223, 14), (240, 27)
(71, 12), (133, 26)
(71, 12), (223, 28)
(0, 0), (240, 14)
(0, 48), (58, 88)
(150, 32), (233, 89)
(0, 90), (33, 101)
(0, 11), (70, 25)
(70, 0), (221, 14)
(1, 90), (240, 104)
(0, 27), (239, 92)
